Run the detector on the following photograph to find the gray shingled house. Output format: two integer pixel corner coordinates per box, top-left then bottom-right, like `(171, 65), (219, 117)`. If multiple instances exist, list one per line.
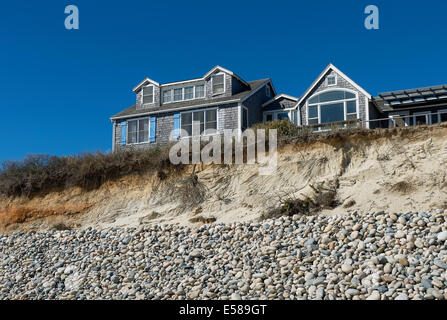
(110, 66), (276, 151)
(111, 63), (447, 151)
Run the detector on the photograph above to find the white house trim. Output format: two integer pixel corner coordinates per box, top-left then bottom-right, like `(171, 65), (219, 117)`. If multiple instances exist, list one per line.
(296, 63), (372, 108)
(203, 65), (249, 87)
(305, 88), (359, 127)
(262, 94), (299, 108)
(111, 99), (241, 120)
(133, 78), (160, 92)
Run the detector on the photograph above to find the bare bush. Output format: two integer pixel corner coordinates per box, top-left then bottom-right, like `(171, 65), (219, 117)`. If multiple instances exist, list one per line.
(0, 145), (184, 198)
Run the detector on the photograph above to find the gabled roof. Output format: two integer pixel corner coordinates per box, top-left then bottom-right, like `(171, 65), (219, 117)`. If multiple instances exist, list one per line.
(111, 79), (270, 120)
(203, 65), (249, 87)
(262, 94), (298, 111)
(262, 94), (298, 108)
(297, 63), (372, 106)
(373, 84), (447, 112)
(133, 78), (160, 92)
(132, 65), (249, 93)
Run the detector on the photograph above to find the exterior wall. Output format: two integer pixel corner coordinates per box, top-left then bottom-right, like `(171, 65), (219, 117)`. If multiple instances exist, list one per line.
(231, 77), (247, 95)
(205, 70), (232, 99)
(242, 83), (272, 127)
(298, 69), (369, 127)
(136, 85), (161, 110)
(114, 103), (240, 152)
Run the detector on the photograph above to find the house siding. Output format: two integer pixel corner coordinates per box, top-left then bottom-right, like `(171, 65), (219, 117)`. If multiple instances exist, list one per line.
(298, 69), (369, 127)
(242, 83), (272, 126)
(136, 85), (161, 110)
(205, 71), (232, 99)
(114, 103), (240, 151)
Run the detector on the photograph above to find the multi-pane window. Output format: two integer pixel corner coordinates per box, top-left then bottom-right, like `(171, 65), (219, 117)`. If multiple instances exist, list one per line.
(174, 88), (183, 102)
(327, 76), (337, 86)
(162, 90), (172, 103)
(143, 86), (154, 104)
(307, 90), (357, 130)
(195, 85), (205, 98)
(127, 118), (149, 144)
(162, 84), (206, 104)
(206, 109), (217, 131)
(181, 109), (217, 137)
(184, 86), (194, 100)
(212, 74), (225, 94)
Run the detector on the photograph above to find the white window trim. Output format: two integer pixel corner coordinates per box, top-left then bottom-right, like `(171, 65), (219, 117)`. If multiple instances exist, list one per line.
(162, 83), (206, 104)
(179, 107), (219, 138)
(126, 117), (151, 145)
(142, 85), (154, 104)
(305, 89), (359, 129)
(162, 89), (172, 103)
(327, 75), (337, 87)
(212, 73), (226, 96)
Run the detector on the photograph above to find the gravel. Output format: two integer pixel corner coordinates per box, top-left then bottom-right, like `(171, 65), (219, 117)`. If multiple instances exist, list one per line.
(0, 210), (447, 300)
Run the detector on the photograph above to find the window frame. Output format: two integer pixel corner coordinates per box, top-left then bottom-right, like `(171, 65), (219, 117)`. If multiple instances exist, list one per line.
(326, 75), (337, 87)
(212, 73), (225, 95)
(180, 107), (219, 138)
(142, 85), (154, 104)
(161, 83), (206, 104)
(126, 117), (151, 145)
(195, 84), (205, 98)
(162, 89), (172, 103)
(306, 89), (359, 130)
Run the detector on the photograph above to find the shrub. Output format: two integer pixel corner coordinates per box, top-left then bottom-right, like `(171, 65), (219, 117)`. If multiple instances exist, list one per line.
(0, 145), (184, 198)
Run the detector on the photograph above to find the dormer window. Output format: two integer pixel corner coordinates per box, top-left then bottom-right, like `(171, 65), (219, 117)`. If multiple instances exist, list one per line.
(327, 75), (337, 86)
(143, 85), (154, 104)
(212, 74), (225, 94)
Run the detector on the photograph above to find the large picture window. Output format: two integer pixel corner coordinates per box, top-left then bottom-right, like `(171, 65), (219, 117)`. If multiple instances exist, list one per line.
(307, 90), (357, 130)
(181, 109), (217, 137)
(127, 118), (149, 144)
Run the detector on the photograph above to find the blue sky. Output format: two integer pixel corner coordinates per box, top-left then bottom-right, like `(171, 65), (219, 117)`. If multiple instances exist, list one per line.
(1, 0), (446, 161)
